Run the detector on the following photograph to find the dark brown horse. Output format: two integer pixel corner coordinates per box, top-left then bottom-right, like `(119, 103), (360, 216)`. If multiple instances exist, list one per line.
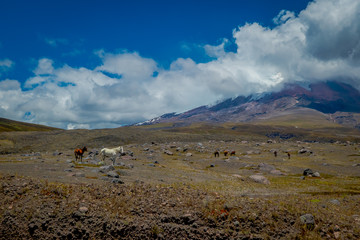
(223, 150), (229, 157)
(230, 151), (236, 156)
(74, 146), (87, 162)
(214, 151), (220, 157)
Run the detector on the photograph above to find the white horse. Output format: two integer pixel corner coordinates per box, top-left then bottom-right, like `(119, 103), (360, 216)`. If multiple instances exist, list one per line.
(100, 146), (124, 165)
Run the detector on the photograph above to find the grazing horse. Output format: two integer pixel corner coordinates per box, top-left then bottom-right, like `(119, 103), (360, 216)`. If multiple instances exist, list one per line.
(223, 150), (229, 157)
(100, 146), (124, 165)
(74, 146), (87, 162)
(214, 151), (220, 157)
(230, 151), (236, 156)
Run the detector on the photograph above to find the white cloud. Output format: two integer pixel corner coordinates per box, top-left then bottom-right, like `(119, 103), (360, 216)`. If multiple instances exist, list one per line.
(1, 0), (360, 129)
(33, 58), (54, 75)
(44, 37), (68, 47)
(0, 59), (14, 74)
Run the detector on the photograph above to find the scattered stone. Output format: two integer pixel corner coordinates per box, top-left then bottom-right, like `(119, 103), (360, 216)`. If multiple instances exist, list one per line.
(330, 199), (340, 205)
(300, 214), (315, 230)
(298, 149), (308, 154)
(144, 148), (150, 151)
(185, 153), (192, 157)
(312, 172), (321, 177)
(210, 164), (215, 167)
(99, 165), (115, 173)
(111, 178), (124, 184)
(249, 175), (270, 184)
(164, 150), (173, 156)
(300, 176), (305, 180)
(270, 169), (286, 175)
(66, 160), (72, 163)
(352, 163), (360, 167)
(79, 206), (88, 213)
(232, 174), (245, 181)
(64, 169), (73, 172)
(229, 156), (239, 161)
(258, 163), (276, 172)
(74, 172), (85, 178)
(322, 163), (330, 166)
(148, 163), (156, 167)
(107, 171), (119, 178)
(303, 168), (314, 176)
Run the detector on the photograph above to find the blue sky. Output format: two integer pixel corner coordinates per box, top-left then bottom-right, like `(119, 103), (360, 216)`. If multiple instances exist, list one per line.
(1, 0), (360, 129)
(1, 0), (310, 82)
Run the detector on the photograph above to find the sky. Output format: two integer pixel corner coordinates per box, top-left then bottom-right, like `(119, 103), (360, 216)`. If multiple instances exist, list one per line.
(1, 0), (360, 129)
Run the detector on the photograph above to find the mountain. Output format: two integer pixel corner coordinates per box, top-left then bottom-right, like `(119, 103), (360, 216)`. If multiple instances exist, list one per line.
(0, 117), (60, 132)
(140, 81), (360, 129)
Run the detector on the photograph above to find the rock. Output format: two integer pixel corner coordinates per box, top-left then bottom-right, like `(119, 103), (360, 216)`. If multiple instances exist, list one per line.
(249, 175), (270, 184)
(66, 160), (72, 163)
(232, 174), (245, 181)
(185, 153), (192, 157)
(64, 169), (73, 172)
(270, 169), (286, 175)
(300, 176), (305, 180)
(298, 148), (309, 154)
(210, 164), (215, 167)
(148, 163), (156, 167)
(300, 214), (315, 230)
(164, 150), (173, 155)
(312, 172), (321, 177)
(111, 178), (124, 184)
(107, 171), (119, 178)
(229, 156), (239, 161)
(99, 165), (115, 173)
(330, 199), (340, 205)
(79, 206), (88, 213)
(303, 168), (314, 176)
(97, 161), (105, 166)
(258, 163), (276, 172)
(352, 163), (360, 167)
(74, 172), (85, 178)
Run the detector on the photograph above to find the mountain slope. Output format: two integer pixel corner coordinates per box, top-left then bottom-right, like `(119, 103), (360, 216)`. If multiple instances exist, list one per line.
(0, 117), (60, 132)
(142, 81), (360, 128)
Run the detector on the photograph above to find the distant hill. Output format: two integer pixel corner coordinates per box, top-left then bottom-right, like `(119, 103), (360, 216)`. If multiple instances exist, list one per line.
(0, 117), (59, 132)
(139, 81), (360, 129)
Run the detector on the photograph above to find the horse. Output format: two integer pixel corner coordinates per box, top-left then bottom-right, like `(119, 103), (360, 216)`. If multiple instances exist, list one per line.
(74, 146), (87, 162)
(230, 151), (236, 156)
(223, 150), (229, 157)
(100, 146), (124, 165)
(214, 151), (220, 157)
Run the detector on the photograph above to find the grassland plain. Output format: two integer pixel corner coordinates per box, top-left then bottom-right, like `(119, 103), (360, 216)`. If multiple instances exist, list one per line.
(1, 122), (360, 239)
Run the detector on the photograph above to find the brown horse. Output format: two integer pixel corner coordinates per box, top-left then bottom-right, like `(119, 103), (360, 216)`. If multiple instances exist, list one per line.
(230, 151), (236, 156)
(74, 146), (87, 162)
(214, 151), (220, 157)
(223, 150), (229, 156)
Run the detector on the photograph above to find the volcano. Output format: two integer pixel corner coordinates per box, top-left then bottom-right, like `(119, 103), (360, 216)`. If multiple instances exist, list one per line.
(140, 81), (360, 128)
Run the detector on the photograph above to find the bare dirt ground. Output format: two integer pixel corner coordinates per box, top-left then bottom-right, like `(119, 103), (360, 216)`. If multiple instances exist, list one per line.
(1, 130), (360, 239)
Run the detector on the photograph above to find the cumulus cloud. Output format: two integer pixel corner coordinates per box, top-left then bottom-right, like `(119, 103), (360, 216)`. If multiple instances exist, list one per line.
(0, 59), (14, 75)
(1, 0), (360, 129)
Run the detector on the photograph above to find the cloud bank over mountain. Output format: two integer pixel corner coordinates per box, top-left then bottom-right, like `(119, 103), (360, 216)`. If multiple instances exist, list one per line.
(1, 0), (360, 129)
